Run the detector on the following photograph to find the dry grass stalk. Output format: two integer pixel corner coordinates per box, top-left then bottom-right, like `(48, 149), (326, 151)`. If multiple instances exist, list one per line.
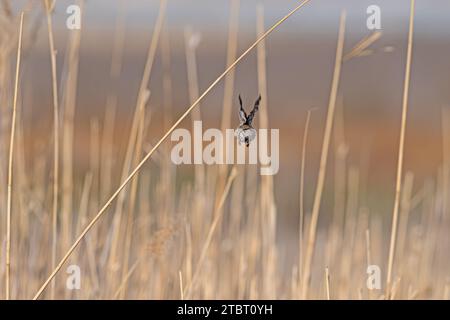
(397, 171), (414, 269)
(184, 26), (205, 190)
(298, 108), (314, 294)
(159, 17), (175, 220)
(442, 107), (449, 223)
(386, 0), (415, 297)
(343, 31), (382, 62)
(113, 261), (139, 299)
(61, 0), (83, 254)
(100, 0), (126, 202)
(332, 96), (348, 231)
(184, 27), (202, 124)
(301, 10), (346, 299)
(220, 0), (240, 132)
(119, 104), (149, 299)
(215, 0), (240, 215)
(179, 271), (184, 300)
(107, 0), (165, 281)
(256, 4), (277, 298)
(325, 267), (331, 300)
(5, 11), (24, 301)
(43, 0), (59, 299)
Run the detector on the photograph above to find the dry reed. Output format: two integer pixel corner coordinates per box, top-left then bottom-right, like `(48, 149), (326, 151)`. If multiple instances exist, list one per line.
(301, 10), (346, 299)
(386, 0), (415, 297)
(43, 0), (59, 299)
(5, 11), (24, 300)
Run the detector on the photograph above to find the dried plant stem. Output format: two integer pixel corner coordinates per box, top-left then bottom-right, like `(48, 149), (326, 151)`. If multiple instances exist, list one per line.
(386, 0), (415, 296)
(179, 271), (184, 300)
(441, 107), (449, 234)
(44, 0), (59, 299)
(184, 26), (205, 189)
(113, 260), (139, 299)
(256, 4), (277, 298)
(159, 17), (175, 222)
(216, 0), (240, 212)
(100, 0), (125, 201)
(119, 107), (148, 299)
(32, 0), (312, 299)
(299, 108), (314, 291)
(220, 0), (240, 132)
(6, 11), (24, 300)
(325, 267), (331, 300)
(184, 27), (202, 123)
(365, 228), (372, 267)
(343, 31), (381, 62)
(108, 0), (165, 275)
(61, 0), (83, 253)
(301, 11), (346, 299)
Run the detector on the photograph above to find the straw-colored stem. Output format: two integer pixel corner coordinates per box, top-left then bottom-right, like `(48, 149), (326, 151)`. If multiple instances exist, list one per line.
(397, 172), (414, 268)
(100, 0), (125, 201)
(44, 0), (59, 299)
(215, 0), (240, 213)
(159, 17), (175, 222)
(343, 31), (381, 62)
(301, 11), (346, 299)
(299, 108), (313, 291)
(6, 11), (24, 300)
(386, 0), (415, 296)
(441, 107), (449, 232)
(179, 270), (184, 300)
(61, 0), (83, 253)
(184, 26), (205, 190)
(220, 0), (240, 133)
(256, 4), (277, 298)
(365, 228), (372, 267)
(119, 107), (147, 299)
(32, 0), (312, 299)
(184, 28), (202, 123)
(325, 267), (331, 300)
(107, 0), (165, 276)
(113, 260), (139, 299)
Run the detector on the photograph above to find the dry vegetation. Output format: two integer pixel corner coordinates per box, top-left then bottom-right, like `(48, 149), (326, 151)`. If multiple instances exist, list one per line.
(0, 0), (448, 300)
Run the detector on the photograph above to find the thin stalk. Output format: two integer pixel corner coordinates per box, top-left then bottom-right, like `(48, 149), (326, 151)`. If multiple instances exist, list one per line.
(44, 0), (59, 299)
(301, 11), (346, 299)
(6, 11), (24, 300)
(298, 108), (314, 293)
(386, 0), (415, 296)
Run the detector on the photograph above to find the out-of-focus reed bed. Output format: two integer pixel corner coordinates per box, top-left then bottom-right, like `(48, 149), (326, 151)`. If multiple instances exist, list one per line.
(0, 0), (448, 300)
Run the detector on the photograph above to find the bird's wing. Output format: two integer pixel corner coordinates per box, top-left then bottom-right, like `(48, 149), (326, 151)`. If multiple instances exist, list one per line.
(247, 95), (261, 125)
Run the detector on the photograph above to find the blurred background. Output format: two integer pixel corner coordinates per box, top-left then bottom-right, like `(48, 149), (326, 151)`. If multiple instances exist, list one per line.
(15, 0), (450, 208)
(1, 0), (449, 299)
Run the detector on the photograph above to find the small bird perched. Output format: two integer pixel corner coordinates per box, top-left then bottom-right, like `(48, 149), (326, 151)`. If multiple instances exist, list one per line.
(236, 94), (261, 147)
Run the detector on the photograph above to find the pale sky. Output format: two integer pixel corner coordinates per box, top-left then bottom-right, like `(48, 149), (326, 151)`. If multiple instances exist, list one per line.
(14, 0), (450, 37)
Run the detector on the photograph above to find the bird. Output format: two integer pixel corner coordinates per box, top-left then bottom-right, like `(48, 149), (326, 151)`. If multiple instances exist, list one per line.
(236, 94), (261, 147)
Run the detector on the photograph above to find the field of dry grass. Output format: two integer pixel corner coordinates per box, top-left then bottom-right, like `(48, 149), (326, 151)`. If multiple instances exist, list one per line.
(0, 0), (448, 300)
